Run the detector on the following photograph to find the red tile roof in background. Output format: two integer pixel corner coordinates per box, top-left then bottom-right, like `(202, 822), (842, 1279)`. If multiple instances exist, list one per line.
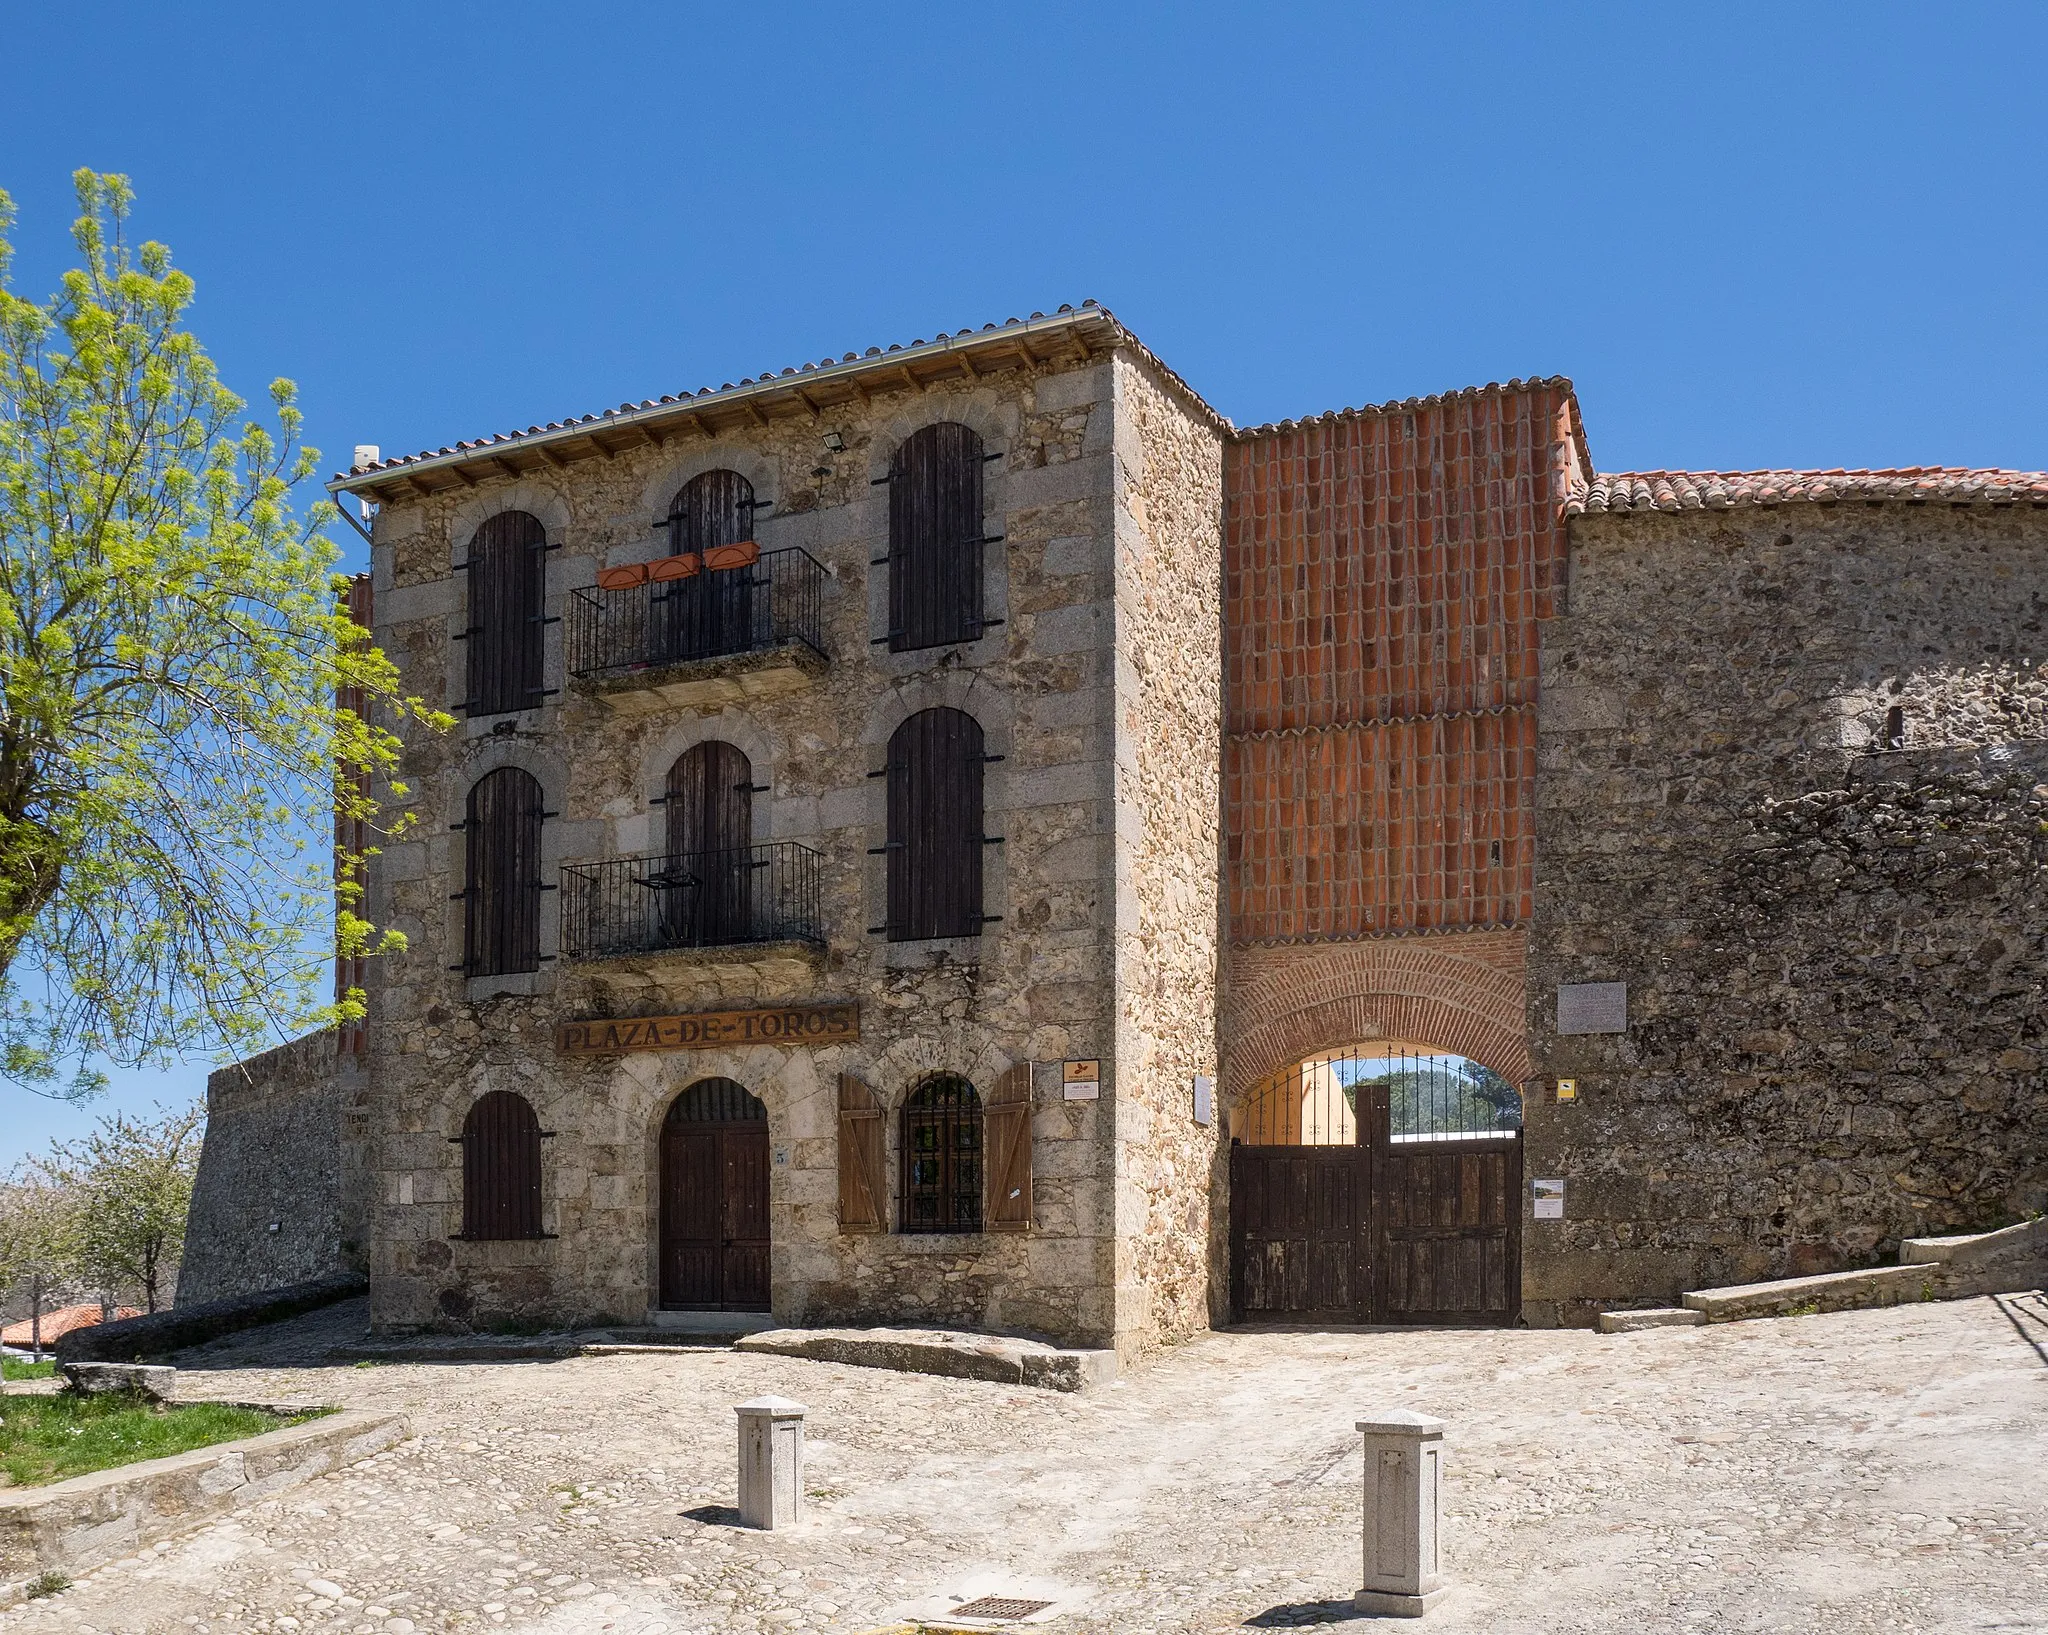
(1572, 468), (2048, 515)
(1, 1303), (140, 1346)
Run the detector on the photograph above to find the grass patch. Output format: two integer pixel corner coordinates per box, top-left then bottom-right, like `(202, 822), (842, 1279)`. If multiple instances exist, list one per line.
(0, 1391), (324, 1487)
(25, 1572), (70, 1599)
(1, 1358), (56, 1381)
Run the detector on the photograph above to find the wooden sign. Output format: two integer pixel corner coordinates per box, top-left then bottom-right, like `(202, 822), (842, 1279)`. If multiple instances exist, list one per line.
(557, 1002), (858, 1057)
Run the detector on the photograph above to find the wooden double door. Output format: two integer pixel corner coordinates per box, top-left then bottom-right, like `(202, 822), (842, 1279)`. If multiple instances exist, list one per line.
(1230, 1081), (1522, 1326)
(659, 1079), (770, 1310)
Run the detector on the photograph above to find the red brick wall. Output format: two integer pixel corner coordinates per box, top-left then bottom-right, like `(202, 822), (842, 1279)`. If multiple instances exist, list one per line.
(1223, 381), (1581, 943)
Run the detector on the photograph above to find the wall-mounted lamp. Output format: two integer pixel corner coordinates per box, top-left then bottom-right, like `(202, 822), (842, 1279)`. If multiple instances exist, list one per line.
(821, 431), (845, 452)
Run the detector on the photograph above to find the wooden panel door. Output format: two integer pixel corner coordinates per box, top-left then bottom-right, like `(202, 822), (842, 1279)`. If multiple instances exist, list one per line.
(659, 1082), (771, 1311)
(1229, 1145), (1367, 1322)
(1377, 1139), (1522, 1325)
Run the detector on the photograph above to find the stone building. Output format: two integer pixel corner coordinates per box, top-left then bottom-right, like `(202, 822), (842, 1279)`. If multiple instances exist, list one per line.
(181, 304), (2048, 1340)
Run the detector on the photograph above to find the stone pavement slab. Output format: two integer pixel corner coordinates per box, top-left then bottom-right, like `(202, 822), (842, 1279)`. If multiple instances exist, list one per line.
(0, 1294), (2042, 1634)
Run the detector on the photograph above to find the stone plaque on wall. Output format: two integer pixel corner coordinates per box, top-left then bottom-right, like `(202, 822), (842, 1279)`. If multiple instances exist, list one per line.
(1556, 982), (1627, 1036)
(556, 1003), (858, 1056)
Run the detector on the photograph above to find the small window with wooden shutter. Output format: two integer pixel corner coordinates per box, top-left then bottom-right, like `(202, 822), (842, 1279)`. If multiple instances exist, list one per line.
(837, 1074), (887, 1234)
(887, 422), (986, 652)
(465, 511), (549, 716)
(458, 1090), (546, 1240)
(983, 1062), (1033, 1232)
(900, 1075), (983, 1233)
(885, 707), (985, 942)
(462, 766), (545, 977)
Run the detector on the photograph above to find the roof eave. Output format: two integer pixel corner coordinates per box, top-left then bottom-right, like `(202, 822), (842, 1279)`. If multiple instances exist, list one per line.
(326, 307), (1128, 502)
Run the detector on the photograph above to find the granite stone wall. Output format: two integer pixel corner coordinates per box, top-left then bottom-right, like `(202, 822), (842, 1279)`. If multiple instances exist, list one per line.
(1107, 352), (1225, 1351)
(358, 344), (1221, 1354)
(1526, 501), (2048, 1325)
(179, 1032), (366, 1306)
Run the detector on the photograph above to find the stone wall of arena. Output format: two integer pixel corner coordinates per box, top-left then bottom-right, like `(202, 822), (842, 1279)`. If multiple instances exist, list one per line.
(179, 1032), (368, 1307)
(1525, 501), (2048, 1326)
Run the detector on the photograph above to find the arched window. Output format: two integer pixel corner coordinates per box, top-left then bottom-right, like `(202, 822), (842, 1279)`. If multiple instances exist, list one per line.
(901, 1075), (982, 1233)
(887, 422), (986, 652)
(466, 511), (548, 716)
(458, 1090), (546, 1239)
(885, 707), (985, 942)
(661, 470), (757, 660)
(662, 742), (754, 945)
(1231, 1045), (1524, 1145)
(463, 767), (545, 977)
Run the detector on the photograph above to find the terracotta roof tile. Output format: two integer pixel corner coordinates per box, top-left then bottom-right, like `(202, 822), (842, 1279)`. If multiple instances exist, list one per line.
(329, 302), (1230, 495)
(1571, 467), (2048, 515)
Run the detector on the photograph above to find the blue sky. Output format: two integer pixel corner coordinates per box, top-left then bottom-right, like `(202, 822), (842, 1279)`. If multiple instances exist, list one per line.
(3, 1), (2045, 1161)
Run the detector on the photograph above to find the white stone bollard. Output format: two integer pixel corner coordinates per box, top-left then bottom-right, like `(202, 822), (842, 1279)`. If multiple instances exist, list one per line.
(735, 1395), (806, 1529)
(1354, 1409), (1447, 1616)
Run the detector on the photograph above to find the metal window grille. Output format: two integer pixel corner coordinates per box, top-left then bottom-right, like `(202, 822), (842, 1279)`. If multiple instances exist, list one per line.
(901, 1075), (983, 1233)
(466, 511), (548, 716)
(461, 767), (545, 977)
(458, 1090), (546, 1239)
(888, 422), (987, 652)
(886, 707), (984, 941)
(559, 841), (823, 958)
(564, 547), (825, 678)
(1231, 1046), (1523, 1146)
(667, 1078), (766, 1126)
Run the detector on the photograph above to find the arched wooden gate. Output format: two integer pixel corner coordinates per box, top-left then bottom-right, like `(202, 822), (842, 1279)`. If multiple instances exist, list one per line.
(1229, 1046), (1523, 1326)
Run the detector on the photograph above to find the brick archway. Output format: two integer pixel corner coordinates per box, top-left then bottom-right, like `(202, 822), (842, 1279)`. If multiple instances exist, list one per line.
(1222, 931), (1528, 1113)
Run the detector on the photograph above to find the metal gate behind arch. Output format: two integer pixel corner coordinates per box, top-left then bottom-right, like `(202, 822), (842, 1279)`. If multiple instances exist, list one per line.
(1229, 1047), (1523, 1326)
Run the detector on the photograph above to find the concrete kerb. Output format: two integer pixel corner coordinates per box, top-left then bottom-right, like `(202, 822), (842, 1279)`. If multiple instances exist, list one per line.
(0, 1408), (408, 1595)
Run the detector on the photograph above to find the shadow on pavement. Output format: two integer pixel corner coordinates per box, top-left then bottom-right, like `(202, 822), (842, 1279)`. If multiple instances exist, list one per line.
(1244, 1598), (1379, 1625)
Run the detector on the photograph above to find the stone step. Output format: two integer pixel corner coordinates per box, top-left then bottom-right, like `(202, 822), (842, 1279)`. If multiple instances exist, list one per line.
(1682, 1263), (1931, 1323)
(733, 1326), (1117, 1392)
(1596, 1307), (1707, 1334)
(1900, 1215), (2048, 1267)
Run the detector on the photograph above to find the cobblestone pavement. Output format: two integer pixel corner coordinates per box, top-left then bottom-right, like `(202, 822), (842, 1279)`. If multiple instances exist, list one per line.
(3, 1293), (2044, 1635)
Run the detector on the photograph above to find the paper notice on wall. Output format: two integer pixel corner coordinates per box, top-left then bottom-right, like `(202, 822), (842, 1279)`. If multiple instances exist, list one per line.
(1533, 1178), (1565, 1220)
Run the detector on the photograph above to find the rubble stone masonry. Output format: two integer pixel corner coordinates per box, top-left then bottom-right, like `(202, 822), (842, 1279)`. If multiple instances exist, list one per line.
(1526, 501), (2048, 1324)
(351, 340), (1224, 1358)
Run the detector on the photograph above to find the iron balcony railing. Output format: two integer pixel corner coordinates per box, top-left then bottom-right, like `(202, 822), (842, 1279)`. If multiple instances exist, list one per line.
(559, 842), (825, 958)
(565, 548), (826, 680)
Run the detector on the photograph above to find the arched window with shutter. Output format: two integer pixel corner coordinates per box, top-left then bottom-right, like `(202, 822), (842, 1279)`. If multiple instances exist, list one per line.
(463, 767), (545, 976)
(886, 707), (985, 942)
(662, 742), (754, 945)
(900, 1075), (982, 1233)
(458, 1090), (546, 1239)
(466, 511), (548, 716)
(662, 470), (757, 660)
(887, 423), (986, 652)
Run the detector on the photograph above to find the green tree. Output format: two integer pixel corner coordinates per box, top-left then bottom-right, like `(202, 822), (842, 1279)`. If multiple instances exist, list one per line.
(0, 1166), (78, 1356)
(0, 171), (447, 1098)
(50, 1101), (202, 1314)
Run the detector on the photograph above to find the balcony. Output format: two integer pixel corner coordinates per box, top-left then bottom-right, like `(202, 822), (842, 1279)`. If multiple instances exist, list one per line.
(560, 842), (826, 962)
(565, 547), (828, 713)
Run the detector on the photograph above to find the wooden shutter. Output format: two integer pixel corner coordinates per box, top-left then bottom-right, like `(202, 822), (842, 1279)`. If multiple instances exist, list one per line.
(984, 1062), (1033, 1232)
(466, 511), (547, 715)
(886, 707), (984, 941)
(665, 744), (753, 945)
(888, 422), (984, 651)
(837, 1074), (886, 1234)
(465, 767), (544, 976)
(667, 472), (756, 659)
(670, 469), (754, 553)
(461, 1090), (544, 1239)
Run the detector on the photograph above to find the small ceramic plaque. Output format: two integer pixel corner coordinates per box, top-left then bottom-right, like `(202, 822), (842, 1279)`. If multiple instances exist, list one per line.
(1192, 1074), (1215, 1126)
(1063, 1060), (1101, 1101)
